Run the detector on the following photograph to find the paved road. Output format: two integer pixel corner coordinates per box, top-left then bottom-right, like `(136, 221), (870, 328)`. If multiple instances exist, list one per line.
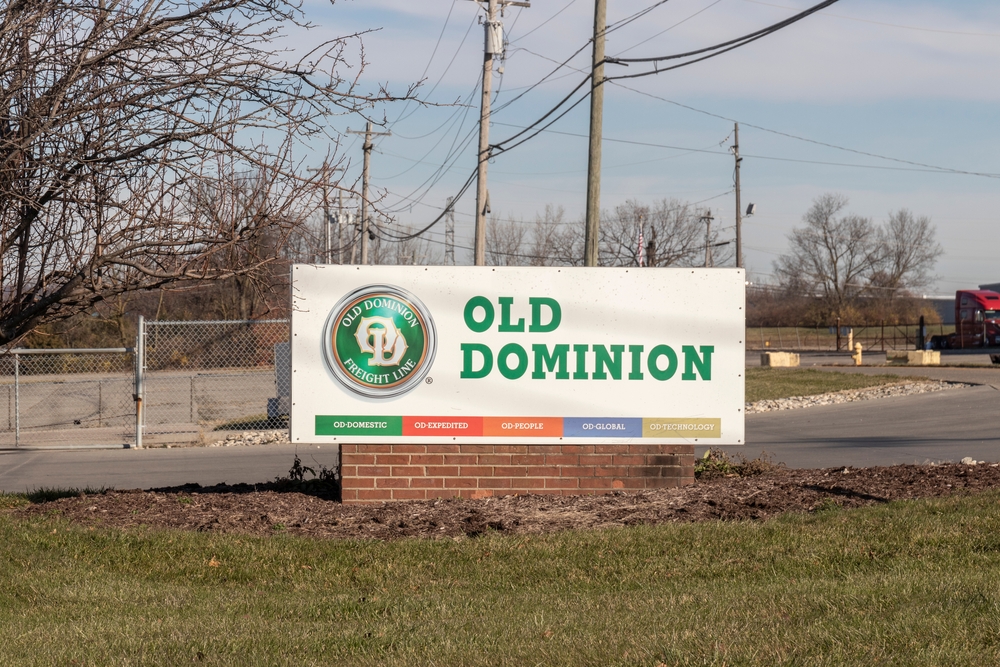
(2, 362), (998, 491)
(0, 443), (337, 493)
(728, 384), (1000, 468)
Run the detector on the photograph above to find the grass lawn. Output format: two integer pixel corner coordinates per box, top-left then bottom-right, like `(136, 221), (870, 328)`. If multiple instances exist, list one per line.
(746, 367), (923, 402)
(2, 491), (1000, 665)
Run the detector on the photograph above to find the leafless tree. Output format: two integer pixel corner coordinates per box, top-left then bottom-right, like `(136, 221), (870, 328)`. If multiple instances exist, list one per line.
(600, 199), (729, 267)
(872, 209), (941, 294)
(528, 205), (580, 267)
(0, 0), (413, 345)
(773, 194), (942, 320)
(486, 215), (529, 266)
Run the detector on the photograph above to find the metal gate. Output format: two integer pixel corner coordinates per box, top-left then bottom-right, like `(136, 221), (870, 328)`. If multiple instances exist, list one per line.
(137, 317), (289, 447)
(0, 348), (137, 448)
(1, 318), (290, 449)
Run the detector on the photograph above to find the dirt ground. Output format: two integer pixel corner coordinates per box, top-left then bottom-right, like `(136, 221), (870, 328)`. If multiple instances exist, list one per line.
(11, 462), (1000, 540)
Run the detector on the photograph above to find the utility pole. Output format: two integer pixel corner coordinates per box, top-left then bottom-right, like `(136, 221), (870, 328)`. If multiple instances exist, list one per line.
(472, 0), (529, 266)
(733, 123), (743, 269)
(336, 190), (357, 265)
(445, 196), (456, 266)
(306, 164), (344, 264)
(475, 0), (500, 266)
(584, 0), (607, 267)
(337, 190), (343, 265)
(348, 122), (390, 265)
(702, 209), (714, 268)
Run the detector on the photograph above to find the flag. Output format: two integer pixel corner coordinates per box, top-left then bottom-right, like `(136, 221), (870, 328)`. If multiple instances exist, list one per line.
(637, 225), (646, 267)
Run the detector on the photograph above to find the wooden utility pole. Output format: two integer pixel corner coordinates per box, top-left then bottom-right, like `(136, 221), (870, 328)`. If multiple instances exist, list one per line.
(475, 0), (499, 266)
(584, 0), (607, 267)
(348, 122), (390, 265)
(472, 0), (529, 266)
(733, 123), (743, 269)
(307, 164), (344, 264)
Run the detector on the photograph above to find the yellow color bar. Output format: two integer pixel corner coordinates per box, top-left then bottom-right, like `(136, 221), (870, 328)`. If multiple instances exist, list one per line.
(643, 418), (721, 439)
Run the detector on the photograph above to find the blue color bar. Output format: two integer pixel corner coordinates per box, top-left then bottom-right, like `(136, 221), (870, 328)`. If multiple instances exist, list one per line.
(563, 417), (643, 438)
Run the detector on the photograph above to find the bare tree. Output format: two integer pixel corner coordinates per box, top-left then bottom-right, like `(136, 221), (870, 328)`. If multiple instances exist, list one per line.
(0, 0), (412, 345)
(486, 215), (529, 266)
(872, 209), (941, 294)
(600, 199), (728, 267)
(528, 205), (580, 267)
(774, 194), (942, 320)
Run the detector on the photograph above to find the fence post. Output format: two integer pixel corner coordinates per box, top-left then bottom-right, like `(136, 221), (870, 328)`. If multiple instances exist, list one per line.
(836, 318), (841, 351)
(134, 315), (145, 449)
(14, 353), (19, 448)
(98, 380), (103, 427)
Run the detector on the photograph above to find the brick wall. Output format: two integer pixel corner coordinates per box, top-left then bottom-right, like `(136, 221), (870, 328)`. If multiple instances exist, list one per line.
(340, 444), (694, 503)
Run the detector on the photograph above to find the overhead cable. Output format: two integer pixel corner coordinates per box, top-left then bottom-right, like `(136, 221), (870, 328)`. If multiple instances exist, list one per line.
(604, 0), (840, 80)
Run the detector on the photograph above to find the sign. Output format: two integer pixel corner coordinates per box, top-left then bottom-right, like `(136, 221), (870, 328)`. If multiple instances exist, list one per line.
(290, 266), (745, 444)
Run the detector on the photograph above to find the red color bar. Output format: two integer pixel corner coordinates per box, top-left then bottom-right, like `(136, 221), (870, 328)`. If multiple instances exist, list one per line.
(402, 416), (484, 437)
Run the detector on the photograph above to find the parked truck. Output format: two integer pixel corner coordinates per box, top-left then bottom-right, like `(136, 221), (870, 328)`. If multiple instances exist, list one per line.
(929, 290), (1000, 363)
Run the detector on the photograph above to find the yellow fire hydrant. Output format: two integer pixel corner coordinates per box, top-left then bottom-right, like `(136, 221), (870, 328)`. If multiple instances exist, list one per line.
(852, 342), (863, 366)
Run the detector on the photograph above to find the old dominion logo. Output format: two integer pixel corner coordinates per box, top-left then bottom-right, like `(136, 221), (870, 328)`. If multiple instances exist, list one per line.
(323, 285), (437, 398)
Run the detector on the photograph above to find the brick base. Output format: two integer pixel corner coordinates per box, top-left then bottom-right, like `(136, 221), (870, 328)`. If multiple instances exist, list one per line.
(340, 444), (694, 503)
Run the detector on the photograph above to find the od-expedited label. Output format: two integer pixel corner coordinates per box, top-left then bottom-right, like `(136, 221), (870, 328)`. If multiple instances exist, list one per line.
(315, 416), (403, 437)
(643, 418), (721, 438)
(403, 416), (484, 437)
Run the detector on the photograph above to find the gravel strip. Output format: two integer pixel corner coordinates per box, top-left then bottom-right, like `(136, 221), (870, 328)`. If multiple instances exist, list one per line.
(746, 380), (971, 414)
(207, 430), (290, 447)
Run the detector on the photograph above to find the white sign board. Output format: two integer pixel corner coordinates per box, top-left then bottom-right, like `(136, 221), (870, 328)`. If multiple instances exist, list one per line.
(290, 266), (744, 444)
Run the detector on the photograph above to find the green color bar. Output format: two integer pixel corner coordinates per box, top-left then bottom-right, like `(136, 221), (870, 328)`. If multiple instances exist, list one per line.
(315, 416), (403, 437)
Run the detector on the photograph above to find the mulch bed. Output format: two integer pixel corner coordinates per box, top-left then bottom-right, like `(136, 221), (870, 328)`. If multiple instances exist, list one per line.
(10, 463), (1000, 540)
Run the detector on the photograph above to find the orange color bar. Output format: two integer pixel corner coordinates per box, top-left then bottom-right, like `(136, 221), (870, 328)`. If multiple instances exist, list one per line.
(402, 416), (484, 437)
(483, 417), (563, 437)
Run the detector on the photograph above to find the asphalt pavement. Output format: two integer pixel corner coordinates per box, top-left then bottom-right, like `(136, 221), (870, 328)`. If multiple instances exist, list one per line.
(2, 357), (999, 492)
(0, 443), (337, 493)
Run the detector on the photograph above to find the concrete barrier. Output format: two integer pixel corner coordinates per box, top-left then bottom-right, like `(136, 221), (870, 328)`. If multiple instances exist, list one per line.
(886, 350), (941, 366)
(761, 352), (800, 367)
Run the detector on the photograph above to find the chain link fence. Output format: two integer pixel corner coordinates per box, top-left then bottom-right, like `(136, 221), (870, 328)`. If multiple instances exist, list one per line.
(0, 349), (136, 448)
(141, 319), (289, 445)
(747, 322), (956, 352)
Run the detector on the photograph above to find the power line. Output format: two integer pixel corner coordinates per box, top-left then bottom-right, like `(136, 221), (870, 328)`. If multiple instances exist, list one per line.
(490, 75), (592, 154)
(509, 0), (580, 43)
(612, 0), (725, 58)
(741, 0), (1000, 38)
(377, 168), (479, 242)
(613, 82), (1000, 179)
(604, 0), (673, 35)
(604, 0), (840, 80)
(391, 7), (480, 126)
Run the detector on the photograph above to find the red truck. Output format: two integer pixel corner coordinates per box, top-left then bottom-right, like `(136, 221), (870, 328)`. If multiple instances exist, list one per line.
(929, 290), (1000, 363)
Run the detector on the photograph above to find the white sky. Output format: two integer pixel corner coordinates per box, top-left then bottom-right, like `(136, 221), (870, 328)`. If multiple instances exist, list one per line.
(287, 0), (1000, 294)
